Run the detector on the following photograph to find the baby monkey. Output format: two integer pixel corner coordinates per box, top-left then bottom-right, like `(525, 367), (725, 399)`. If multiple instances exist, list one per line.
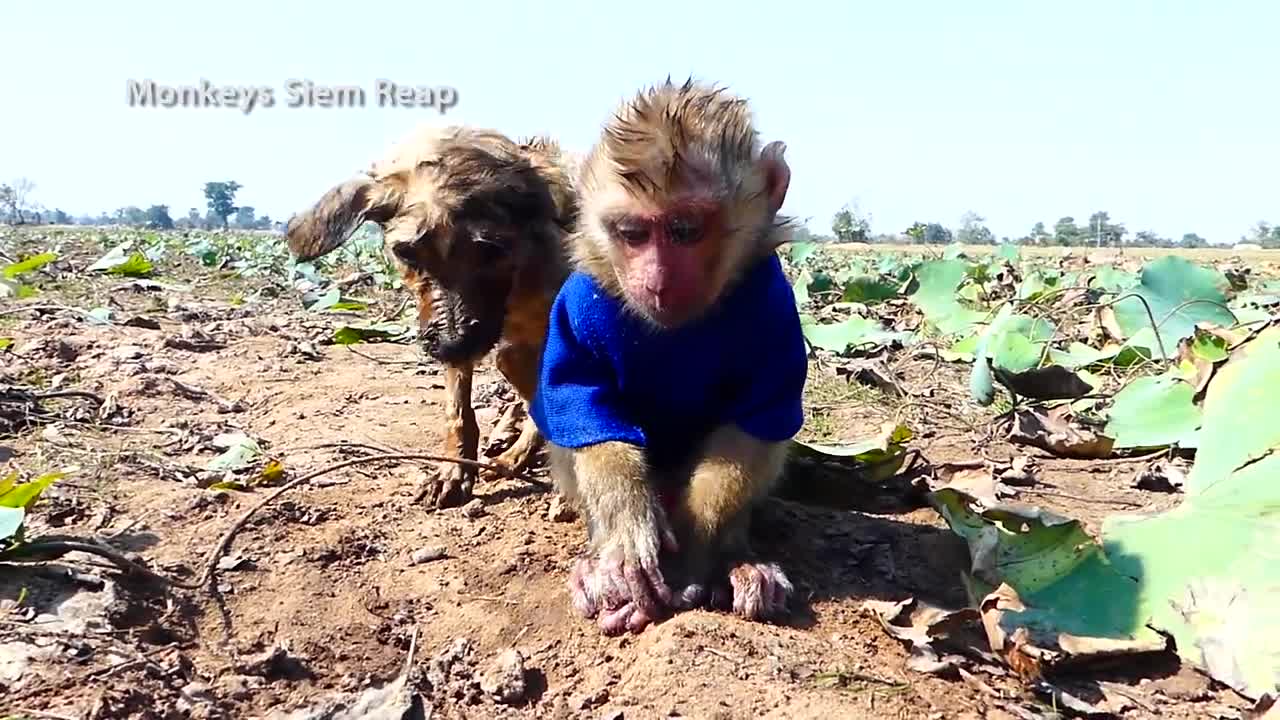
(530, 79), (808, 635)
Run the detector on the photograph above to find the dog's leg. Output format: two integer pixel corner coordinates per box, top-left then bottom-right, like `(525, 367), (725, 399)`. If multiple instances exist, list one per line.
(419, 360), (479, 509)
(491, 342), (545, 477)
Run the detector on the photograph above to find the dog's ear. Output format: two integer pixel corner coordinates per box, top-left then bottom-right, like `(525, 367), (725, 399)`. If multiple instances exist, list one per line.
(285, 175), (403, 261)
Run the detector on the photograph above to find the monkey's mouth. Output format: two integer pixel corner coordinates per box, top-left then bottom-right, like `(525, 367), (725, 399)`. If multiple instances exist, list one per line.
(639, 296), (707, 330)
(418, 288), (507, 364)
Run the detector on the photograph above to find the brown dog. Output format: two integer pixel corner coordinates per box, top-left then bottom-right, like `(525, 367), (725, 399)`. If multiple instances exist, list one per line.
(284, 125), (578, 507)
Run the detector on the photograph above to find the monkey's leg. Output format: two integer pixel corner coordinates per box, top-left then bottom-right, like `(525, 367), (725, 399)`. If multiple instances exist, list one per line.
(550, 442), (679, 636)
(421, 362), (479, 509)
(488, 342), (545, 477)
(669, 425), (793, 621)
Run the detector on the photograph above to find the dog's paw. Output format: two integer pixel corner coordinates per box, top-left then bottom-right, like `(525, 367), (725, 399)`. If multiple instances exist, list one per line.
(415, 464), (475, 509)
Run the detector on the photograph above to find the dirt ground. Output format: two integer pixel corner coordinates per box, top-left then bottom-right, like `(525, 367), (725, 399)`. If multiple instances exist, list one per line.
(0, 233), (1263, 719)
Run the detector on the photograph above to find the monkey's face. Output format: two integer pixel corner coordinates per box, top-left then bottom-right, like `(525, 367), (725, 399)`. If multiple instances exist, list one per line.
(578, 79), (794, 330)
(600, 198), (727, 328)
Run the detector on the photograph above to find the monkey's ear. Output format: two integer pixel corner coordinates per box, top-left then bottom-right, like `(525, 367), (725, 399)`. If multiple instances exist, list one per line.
(759, 141), (791, 216)
(285, 176), (402, 261)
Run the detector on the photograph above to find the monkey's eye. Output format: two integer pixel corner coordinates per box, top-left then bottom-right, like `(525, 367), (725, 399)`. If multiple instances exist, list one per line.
(612, 220), (649, 247)
(667, 217), (703, 245)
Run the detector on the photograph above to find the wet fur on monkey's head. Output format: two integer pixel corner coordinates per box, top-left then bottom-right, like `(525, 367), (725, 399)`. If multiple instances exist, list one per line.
(572, 78), (794, 329)
(285, 125), (579, 363)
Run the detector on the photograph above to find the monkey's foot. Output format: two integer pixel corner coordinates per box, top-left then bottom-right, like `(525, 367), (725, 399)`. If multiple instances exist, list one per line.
(415, 464), (475, 509)
(726, 561), (793, 620)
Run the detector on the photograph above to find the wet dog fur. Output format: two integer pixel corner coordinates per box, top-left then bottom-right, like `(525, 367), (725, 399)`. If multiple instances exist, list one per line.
(285, 124), (578, 507)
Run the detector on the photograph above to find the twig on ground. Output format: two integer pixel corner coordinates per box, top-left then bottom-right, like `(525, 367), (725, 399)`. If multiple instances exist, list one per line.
(1020, 488), (1144, 508)
(457, 592), (518, 605)
(196, 452), (548, 590)
(4, 450), (548, 594)
(378, 295), (412, 324)
(346, 345), (422, 366)
(32, 389), (105, 405)
(7, 642), (180, 702)
(4, 538), (203, 589)
(10, 708), (77, 720)
(274, 441), (394, 456)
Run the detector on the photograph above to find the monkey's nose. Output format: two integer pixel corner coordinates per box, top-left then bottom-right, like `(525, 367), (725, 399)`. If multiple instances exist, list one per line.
(644, 286), (667, 311)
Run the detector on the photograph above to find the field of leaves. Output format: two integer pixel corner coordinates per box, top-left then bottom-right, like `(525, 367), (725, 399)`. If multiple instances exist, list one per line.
(0, 224), (1278, 719)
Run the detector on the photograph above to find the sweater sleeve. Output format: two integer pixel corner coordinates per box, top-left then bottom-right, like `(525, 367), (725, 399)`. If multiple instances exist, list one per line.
(528, 276), (647, 449)
(729, 255), (809, 443)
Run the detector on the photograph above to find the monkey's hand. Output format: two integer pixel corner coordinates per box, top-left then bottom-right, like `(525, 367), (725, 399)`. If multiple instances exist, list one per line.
(667, 427), (793, 621)
(565, 442), (678, 635)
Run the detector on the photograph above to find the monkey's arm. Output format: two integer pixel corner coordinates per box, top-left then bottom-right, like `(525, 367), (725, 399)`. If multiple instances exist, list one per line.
(527, 273), (648, 452)
(673, 255), (809, 598)
(530, 274), (677, 628)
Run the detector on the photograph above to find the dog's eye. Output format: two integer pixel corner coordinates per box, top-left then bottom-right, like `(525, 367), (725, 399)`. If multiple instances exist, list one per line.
(471, 234), (510, 263)
(391, 241), (416, 262)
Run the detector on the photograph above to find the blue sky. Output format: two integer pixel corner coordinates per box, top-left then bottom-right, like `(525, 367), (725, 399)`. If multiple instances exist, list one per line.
(4, 1), (1277, 243)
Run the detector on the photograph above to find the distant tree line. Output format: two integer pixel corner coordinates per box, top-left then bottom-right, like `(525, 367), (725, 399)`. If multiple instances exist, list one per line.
(0, 178), (284, 232)
(811, 203), (1280, 249)
(5, 175), (1276, 249)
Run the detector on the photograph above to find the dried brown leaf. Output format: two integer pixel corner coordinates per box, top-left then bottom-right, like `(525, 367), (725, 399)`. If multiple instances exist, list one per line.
(1008, 405), (1115, 459)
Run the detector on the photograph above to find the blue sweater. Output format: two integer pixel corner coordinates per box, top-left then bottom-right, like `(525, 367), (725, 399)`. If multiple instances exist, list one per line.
(529, 253), (808, 472)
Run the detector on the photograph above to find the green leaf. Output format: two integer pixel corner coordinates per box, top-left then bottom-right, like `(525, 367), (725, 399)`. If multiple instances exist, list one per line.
(996, 243), (1020, 263)
(0, 506), (25, 544)
(1180, 324), (1280, 495)
(1103, 372), (1201, 450)
(986, 315), (1055, 373)
(1111, 256), (1236, 359)
(325, 300), (368, 313)
(0, 472), (63, 510)
(305, 286), (341, 311)
(908, 259), (986, 336)
(806, 271), (836, 295)
(111, 251), (155, 277)
(331, 323), (410, 345)
(792, 424), (913, 482)
(936, 326), (1280, 700)
(1091, 265), (1138, 292)
(930, 488), (1164, 645)
(259, 459), (286, 485)
(787, 242), (817, 265)
(1015, 269), (1061, 302)
(801, 316), (911, 355)
(0, 278), (37, 298)
(791, 270), (811, 306)
(2, 252), (57, 279)
(1189, 328), (1230, 363)
(206, 433), (264, 471)
(88, 245), (154, 277)
(0, 338), (12, 351)
(969, 355), (995, 405)
(1048, 341), (1123, 369)
(967, 305), (1056, 403)
(840, 276), (900, 305)
(85, 307), (113, 325)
